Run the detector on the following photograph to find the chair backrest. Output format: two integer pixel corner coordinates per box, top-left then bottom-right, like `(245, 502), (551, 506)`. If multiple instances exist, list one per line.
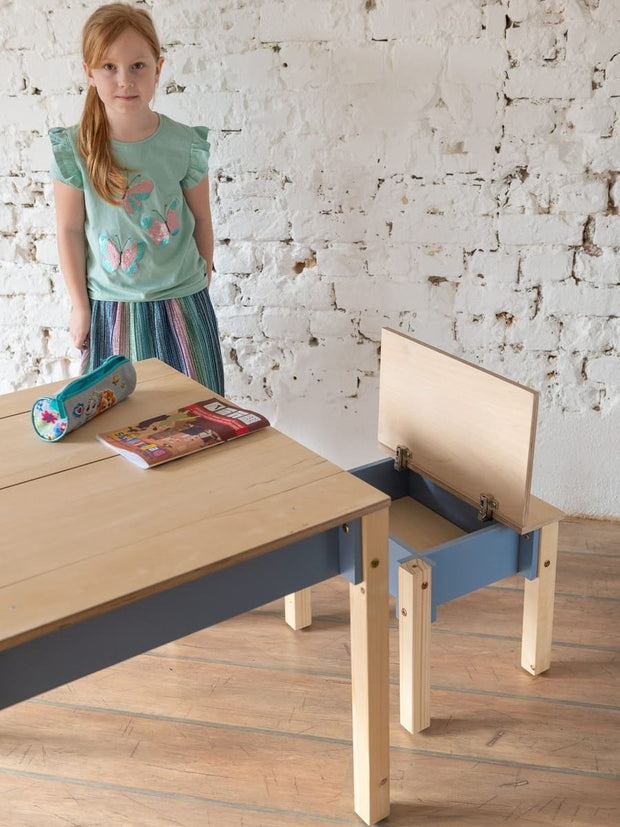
(378, 328), (538, 533)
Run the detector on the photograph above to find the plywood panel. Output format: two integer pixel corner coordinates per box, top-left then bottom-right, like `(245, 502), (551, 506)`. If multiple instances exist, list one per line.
(0, 358), (388, 650)
(0, 464), (386, 650)
(525, 494), (565, 532)
(378, 328), (538, 532)
(389, 496), (466, 550)
(0, 359), (215, 490)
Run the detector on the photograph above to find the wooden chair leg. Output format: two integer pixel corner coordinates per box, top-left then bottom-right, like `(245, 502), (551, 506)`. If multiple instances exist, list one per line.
(521, 521), (559, 675)
(284, 588), (312, 630)
(399, 558), (432, 734)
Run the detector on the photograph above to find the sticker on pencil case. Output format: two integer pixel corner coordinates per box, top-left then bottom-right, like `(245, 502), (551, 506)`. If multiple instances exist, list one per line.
(31, 355), (137, 442)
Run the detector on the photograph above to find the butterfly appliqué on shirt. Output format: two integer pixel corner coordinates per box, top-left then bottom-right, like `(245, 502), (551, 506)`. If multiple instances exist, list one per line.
(141, 200), (180, 246)
(121, 175), (154, 216)
(100, 235), (146, 275)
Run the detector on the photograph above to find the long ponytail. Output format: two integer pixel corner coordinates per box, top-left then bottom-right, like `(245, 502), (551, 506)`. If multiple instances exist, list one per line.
(77, 3), (161, 206)
(78, 86), (130, 205)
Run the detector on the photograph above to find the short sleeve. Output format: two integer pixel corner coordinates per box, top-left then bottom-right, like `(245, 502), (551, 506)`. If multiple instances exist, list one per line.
(181, 125), (210, 189)
(49, 127), (84, 190)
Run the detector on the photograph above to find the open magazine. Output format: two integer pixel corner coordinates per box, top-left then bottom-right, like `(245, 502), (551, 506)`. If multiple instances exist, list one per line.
(97, 398), (270, 468)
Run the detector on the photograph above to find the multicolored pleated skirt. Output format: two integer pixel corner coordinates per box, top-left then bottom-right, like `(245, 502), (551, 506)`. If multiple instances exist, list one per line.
(83, 287), (225, 396)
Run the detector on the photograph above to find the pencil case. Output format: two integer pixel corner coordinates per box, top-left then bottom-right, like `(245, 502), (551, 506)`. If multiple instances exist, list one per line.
(31, 355), (137, 442)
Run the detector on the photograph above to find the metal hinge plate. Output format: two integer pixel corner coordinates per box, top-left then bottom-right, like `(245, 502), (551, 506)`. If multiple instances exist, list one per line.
(478, 493), (498, 522)
(394, 445), (411, 472)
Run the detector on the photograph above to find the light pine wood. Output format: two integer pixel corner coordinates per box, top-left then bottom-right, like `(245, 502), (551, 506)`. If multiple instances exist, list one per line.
(389, 496), (466, 550)
(1, 397), (388, 652)
(0, 357), (174, 420)
(0, 518), (617, 825)
(1, 463), (387, 652)
(287, 504), (561, 734)
(375, 329), (564, 730)
(284, 497), (463, 630)
(285, 589), (312, 630)
(378, 328), (541, 533)
(525, 494), (565, 533)
(399, 558), (432, 734)
(521, 520), (559, 675)
(286, 328), (564, 744)
(390, 498), (561, 728)
(0, 359), (226, 490)
(349, 506), (390, 825)
(0, 361), (391, 827)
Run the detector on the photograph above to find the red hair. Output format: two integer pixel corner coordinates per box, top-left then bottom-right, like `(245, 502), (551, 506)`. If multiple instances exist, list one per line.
(78, 3), (161, 204)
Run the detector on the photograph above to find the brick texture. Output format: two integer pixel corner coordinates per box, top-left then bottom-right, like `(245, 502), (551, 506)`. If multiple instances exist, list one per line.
(0, 0), (618, 516)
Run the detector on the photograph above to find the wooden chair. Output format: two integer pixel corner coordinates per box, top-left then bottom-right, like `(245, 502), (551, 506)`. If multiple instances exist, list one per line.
(286, 328), (563, 734)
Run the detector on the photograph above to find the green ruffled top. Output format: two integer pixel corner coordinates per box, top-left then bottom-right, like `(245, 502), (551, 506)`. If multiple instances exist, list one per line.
(49, 114), (211, 302)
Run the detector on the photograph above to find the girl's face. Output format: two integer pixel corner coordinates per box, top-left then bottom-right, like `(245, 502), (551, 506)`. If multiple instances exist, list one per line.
(84, 28), (163, 122)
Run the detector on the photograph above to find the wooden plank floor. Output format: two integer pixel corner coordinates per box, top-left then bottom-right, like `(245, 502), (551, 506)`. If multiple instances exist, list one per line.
(0, 518), (618, 826)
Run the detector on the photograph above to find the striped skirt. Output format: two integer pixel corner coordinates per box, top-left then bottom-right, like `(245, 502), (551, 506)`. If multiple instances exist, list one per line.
(83, 287), (225, 396)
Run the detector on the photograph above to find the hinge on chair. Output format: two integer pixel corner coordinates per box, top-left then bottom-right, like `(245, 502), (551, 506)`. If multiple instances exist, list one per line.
(394, 445), (411, 472)
(478, 493), (498, 522)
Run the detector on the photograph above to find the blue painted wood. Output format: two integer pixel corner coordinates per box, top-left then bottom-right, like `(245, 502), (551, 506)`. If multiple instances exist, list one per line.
(0, 529), (344, 711)
(407, 473), (483, 533)
(338, 519), (363, 585)
(349, 458), (409, 500)
(350, 461), (492, 533)
(391, 523), (520, 620)
(351, 461), (537, 626)
(518, 529), (540, 580)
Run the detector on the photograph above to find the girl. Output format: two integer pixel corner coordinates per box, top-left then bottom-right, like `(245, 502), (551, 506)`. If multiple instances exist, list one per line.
(49, 2), (224, 395)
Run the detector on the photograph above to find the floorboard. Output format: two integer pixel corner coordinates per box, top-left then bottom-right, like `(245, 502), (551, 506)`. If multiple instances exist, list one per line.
(0, 517), (618, 826)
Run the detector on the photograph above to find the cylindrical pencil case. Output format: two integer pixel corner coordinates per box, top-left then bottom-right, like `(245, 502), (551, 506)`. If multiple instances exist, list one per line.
(31, 355), (137, 442)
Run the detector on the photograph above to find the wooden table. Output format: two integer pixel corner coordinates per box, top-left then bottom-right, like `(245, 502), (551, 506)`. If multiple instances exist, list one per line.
(0, 359), (391, 826)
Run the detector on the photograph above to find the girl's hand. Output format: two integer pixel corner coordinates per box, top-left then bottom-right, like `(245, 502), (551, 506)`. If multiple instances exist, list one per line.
(70, 304), (92, 351)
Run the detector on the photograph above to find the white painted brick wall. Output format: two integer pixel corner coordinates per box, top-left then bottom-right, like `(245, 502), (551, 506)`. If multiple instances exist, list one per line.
(1, 0), (618, 517)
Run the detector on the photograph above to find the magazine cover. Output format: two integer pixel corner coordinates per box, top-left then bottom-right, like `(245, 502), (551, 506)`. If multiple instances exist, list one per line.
(97, 398), (270, 468)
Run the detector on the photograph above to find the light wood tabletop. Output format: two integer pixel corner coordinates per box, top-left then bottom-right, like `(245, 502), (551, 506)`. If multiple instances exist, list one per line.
(0, 359), (391, 825)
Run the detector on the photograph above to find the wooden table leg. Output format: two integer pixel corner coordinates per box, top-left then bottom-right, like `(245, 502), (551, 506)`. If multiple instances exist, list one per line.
(521, 521), (559, 675)
(349, 506), (390, 825)
(399, 558), (432, 734)
(284, 588), (312, 630)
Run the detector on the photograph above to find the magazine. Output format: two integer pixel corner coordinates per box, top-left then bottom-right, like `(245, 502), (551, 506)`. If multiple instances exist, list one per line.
(97, 398), (270, 468)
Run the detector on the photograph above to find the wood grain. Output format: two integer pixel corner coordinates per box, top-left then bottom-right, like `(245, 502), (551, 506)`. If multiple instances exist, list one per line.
(1, 363), (388, 650)
(349, 507), (391, 824)
(389, 496), (466, 550)
(399, 558), (432, 733)
(0, 518), (617, 826)
(378, 328), (547, 533)
(0, 358), (392, 826)
(0, 360), (223, 490)
(0, 357), (174, 420)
